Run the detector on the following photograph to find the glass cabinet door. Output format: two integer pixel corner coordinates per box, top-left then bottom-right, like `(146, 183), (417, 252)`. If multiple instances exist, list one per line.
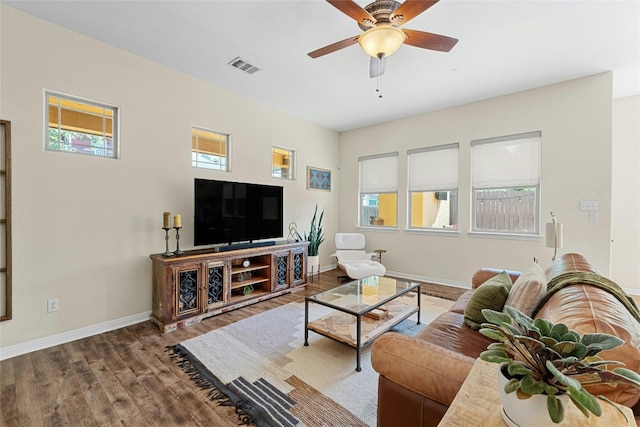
(175, 265), (200, 316)
(206, 261), (226, 308)
(273, 251), (289, 291)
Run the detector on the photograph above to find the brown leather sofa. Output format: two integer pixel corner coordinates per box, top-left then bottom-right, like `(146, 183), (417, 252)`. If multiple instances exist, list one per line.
(371, 253), (640, 427)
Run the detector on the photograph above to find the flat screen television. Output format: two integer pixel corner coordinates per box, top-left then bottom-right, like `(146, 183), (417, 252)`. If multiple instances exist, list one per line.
(194, 178), (284, 246)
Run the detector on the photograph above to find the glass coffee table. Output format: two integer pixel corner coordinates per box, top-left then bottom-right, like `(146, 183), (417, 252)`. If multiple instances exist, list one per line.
(304, 276), (421, 371)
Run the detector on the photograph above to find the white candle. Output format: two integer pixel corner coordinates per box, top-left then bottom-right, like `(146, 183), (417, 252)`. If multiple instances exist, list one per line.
(163, 212), (171, 228)
(173, 214), (182, 228)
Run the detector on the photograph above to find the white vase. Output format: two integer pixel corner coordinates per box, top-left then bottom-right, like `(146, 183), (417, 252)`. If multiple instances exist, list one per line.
(498, 365), (569, 427)
(307, 255), (320, 276)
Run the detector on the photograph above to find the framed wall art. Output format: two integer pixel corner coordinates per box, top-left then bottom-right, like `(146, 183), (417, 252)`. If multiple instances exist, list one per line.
(307, 166), (331, 191)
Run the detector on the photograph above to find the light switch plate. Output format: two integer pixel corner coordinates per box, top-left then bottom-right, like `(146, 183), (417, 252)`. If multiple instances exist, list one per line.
(579, 200), (598, 211)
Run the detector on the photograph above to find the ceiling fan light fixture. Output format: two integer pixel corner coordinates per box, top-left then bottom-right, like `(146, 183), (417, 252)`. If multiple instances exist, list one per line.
(358, 26), (405, 58)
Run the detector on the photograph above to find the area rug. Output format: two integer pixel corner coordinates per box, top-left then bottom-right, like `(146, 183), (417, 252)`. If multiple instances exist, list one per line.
(169, 294), (453, 427)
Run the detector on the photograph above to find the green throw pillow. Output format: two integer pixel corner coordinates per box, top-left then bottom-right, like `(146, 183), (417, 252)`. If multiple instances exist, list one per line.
(463, 271), (513, 330)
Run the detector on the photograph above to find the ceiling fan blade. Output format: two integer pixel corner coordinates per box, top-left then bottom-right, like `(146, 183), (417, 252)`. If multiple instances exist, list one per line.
(390, 0), (439, 25)
(308, 35), (360, 58)
(402, 29), (458, 52)
(327, 0), (376, 25)
(370, 56), (387, 78)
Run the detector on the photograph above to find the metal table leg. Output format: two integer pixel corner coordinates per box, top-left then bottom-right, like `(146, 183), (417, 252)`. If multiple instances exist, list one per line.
(417, 286), (422, 325)
(304, 299), (309, 346)
(356, 314), (362, 372)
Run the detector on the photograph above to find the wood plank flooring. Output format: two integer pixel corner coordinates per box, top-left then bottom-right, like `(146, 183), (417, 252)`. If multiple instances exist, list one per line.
(0, 271), (465, 427)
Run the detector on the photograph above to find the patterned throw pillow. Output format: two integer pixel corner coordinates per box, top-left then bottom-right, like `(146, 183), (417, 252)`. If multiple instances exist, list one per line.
(503, 262), (547, 316)
(463, 271), (513, 330)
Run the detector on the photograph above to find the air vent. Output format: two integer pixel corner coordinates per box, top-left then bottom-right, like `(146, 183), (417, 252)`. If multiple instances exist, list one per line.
(228, 57), (261, 75)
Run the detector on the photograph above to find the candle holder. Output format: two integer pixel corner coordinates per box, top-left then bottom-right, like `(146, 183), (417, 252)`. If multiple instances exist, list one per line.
(174, 226), (184, 255)
(162, 227), (175, 257)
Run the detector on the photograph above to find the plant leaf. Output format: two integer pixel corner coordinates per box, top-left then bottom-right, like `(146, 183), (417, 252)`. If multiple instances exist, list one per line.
(553, 341), (576, 356)
(540, 382), (559, 396)
(519, 375), (545, 395)
(551, 323), (569, 337)
(569, 394), (591, 417)
(581, 333), (624, 354)
(570, 342), (588, 360)
(504, 306), (532, 323)
(480, 350), (510, 363)
(546, 361), (582, 390)
(568, 387), (602, 416)
(504, 378), (520, 394)
(479, 328), (506, 342)
(598, 367), (640, 388)
(507, 363), (532, 377)
(533, 318), (552, 336)
(486, 342), (508, 351)
(481, 309), (512, 325)
(561, 332), (579, 343)
(514, 335), (546, 353)
(546, 395), (565, 423)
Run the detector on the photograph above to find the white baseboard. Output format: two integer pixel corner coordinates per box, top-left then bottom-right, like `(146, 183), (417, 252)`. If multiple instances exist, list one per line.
(0, 311), (151, 361)
(385, 269), (471, 289)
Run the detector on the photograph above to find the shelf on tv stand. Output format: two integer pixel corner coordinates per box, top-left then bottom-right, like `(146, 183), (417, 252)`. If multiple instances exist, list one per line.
(230, 277), (270, 290)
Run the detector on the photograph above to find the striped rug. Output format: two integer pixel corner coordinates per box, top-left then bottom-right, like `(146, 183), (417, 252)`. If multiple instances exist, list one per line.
(169, 295), (453, 426)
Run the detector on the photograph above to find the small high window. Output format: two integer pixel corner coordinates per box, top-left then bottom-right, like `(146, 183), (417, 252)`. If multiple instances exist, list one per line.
(408, 144), (459, 230)
(46, 92), (118, 158)
(272, 147), (294, 180)
(471, 132), (541, 235)
(192, 126), (229, 171)
(359, 152), (398, 227)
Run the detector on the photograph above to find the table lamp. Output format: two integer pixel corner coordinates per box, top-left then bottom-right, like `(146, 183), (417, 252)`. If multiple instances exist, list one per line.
(545, 211), (564, 261)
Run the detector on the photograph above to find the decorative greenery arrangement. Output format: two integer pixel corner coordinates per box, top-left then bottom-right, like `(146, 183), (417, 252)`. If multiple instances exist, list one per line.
(297, 204), (324, 257)
(479, 306), (640, 424)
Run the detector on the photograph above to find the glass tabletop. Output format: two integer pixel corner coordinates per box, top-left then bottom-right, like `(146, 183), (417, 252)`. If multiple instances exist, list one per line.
(306, 276), (420, 315)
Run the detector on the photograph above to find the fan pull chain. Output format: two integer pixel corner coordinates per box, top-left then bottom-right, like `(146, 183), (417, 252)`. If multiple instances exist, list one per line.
(376, 59), (383, 98)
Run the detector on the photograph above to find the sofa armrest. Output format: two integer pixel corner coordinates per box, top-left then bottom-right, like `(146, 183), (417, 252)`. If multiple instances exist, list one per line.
(371, 332), (476, 406)
(472, 268), (521, 289)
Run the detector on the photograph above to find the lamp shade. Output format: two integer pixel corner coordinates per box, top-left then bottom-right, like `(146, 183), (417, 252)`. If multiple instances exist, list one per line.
(358, 26), (406, 58)
(545, 222), (564, 249)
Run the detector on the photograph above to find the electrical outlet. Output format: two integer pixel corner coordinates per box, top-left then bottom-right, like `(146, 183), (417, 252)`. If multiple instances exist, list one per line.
(47, 298), (59, 313)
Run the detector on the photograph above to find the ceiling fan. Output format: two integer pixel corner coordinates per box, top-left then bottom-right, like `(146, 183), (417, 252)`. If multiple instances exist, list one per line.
(308, 0), (458, 78)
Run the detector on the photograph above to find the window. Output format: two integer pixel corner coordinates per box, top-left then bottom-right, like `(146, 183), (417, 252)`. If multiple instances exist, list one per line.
(359, 152), (398, 227)
(192, 126), (229, 171)
(471, 132), (541, 234)
(408, 143), (459, 230)
(46, 92), (117, 158)
(272, 147), (294, 179)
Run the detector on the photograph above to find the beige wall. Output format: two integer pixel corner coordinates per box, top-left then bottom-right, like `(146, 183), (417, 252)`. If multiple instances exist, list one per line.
(338, 73), (617, 288)
(612, 95), (640, 292)
(0, 6), (340, 350)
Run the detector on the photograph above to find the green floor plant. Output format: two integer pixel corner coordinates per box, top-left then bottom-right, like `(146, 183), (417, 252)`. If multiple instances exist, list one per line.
(479, 306), (640, 424)
(297, 204), (324, 257)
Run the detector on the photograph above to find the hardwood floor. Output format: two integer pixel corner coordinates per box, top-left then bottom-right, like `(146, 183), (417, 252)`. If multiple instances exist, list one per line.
(3, 272), (638, 427)
(2, 270), (466, 427)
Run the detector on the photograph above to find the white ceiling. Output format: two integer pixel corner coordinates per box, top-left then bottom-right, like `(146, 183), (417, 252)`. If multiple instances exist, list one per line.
(5, 0), (639, 132)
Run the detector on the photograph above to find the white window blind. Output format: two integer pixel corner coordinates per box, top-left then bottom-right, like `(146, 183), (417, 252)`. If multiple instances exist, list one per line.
(408, 143), (459, 191)
(359, 152), (398, 193)
(472, 132), (540, 189)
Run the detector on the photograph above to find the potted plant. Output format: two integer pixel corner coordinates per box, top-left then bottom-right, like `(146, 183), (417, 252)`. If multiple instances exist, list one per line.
(297, 204), (324, 275)
(479, 306), (640, 425)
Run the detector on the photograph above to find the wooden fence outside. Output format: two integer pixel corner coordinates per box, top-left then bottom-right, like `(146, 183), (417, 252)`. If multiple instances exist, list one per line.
(474, 189), (536, 232)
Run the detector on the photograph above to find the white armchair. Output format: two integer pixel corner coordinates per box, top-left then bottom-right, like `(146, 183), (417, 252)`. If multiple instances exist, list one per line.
(332, 233), (386, 280)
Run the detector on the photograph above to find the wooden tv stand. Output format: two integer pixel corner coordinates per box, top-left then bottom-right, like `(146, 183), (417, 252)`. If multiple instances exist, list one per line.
(150, 241), (308, 332)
